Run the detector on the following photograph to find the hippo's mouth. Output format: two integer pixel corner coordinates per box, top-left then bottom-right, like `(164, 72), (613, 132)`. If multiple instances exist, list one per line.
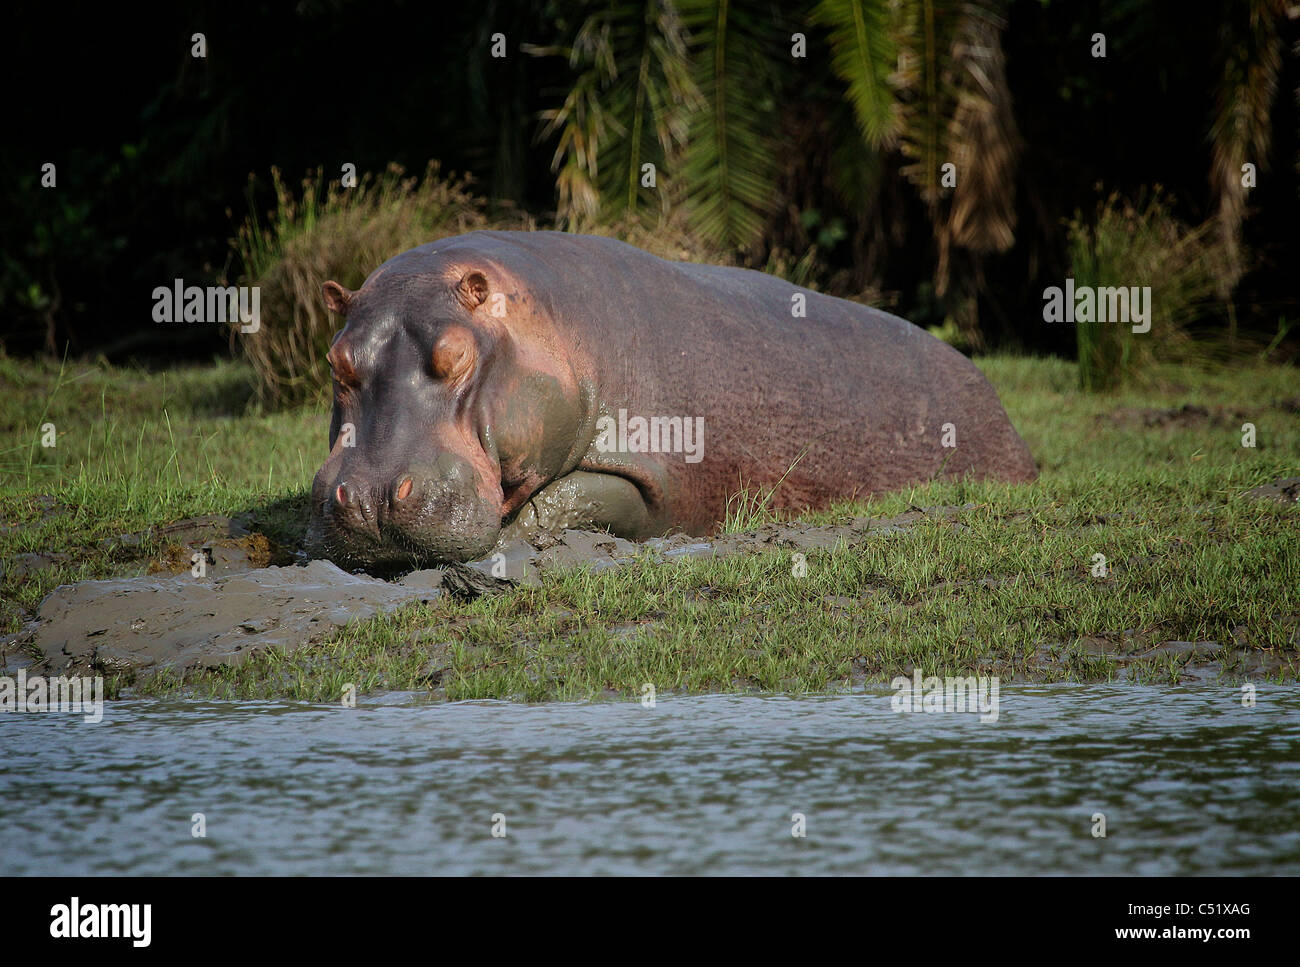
(305, 479), (507, 575)
(305, 521), (504, 575)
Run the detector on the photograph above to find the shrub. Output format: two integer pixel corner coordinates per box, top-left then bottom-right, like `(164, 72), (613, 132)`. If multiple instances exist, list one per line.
(1067, 190), (1233, 391)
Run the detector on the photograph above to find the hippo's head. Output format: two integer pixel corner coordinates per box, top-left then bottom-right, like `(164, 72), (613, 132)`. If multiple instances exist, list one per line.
(305, 257), (590, 573)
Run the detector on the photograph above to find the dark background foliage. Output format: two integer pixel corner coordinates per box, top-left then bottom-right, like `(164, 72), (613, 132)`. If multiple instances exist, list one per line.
(2, 0), (1297, 361)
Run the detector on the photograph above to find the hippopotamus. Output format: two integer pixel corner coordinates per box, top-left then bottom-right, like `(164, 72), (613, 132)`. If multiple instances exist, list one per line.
(306, 231), (1036, 572)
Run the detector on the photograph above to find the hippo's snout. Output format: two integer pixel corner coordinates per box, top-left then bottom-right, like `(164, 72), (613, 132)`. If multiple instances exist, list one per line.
(307, 451), (503, 573)
(328, 479), (378, 532)
(328, 474), (417, 530)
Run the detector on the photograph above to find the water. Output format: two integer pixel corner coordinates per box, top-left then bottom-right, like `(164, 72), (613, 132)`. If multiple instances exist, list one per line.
(2, 685), (1298, 875)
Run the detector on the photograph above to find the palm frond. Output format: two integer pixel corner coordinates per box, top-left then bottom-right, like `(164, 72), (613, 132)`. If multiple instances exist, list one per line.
(1208, 0), (1288, 288)
(678, 0), (780, 250)
(812, 0), (903, 148)
(600, 1), (700, 218)
(937, 2), (1021, 288)
(529, 3), (699, 228)
(827, 97), (886, 213)
(895, 0), (965, 209)
(529, 16), (619, 228)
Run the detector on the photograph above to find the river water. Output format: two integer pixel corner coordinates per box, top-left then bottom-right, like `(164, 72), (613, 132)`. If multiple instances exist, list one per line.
(2, 685), (1298, 875)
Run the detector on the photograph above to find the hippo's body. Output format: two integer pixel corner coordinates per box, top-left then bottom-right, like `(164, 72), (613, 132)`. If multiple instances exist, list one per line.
(306, 231), (1035, 571)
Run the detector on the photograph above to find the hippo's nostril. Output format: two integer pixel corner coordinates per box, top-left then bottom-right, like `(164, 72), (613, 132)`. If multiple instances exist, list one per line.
(335, 482), (352, 508)
(394, 476), (413, 502)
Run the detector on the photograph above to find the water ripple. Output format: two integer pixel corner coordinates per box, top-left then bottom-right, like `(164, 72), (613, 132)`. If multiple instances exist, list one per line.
(2, 685), (1298, 874)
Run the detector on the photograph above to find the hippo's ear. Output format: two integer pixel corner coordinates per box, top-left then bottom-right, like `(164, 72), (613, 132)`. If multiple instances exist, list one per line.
(455, 271), (490, 310)
(322, 281), (354, 316)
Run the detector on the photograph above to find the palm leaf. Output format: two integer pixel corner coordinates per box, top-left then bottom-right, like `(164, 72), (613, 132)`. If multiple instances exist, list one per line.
(937, 2), (1020, 288)
(895, 0), (964, 209)
(1208, 0), (1288, 289)
(678, 0), (780, 250)
(812, 0), (903, 148)
(599, 1), (700, 218)
(528, 2), (698, 228)
(528, 16), (619, 227)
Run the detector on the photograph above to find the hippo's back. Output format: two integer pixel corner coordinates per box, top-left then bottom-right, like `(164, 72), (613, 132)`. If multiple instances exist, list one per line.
(398, 231), (1036, 518)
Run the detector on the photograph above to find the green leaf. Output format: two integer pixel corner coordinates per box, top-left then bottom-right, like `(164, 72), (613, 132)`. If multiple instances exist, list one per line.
(678, 0), (780, 250)
(812, 0), (902, 148)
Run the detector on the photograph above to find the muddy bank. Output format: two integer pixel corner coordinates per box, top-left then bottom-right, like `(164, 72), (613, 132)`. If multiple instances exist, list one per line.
(3, 490), (1294, 684)
(4, 507), (959, 678)
(13, 562), (441, 676)
(1243, 476), (1300, 503)
(1026, 634), (1296, 682)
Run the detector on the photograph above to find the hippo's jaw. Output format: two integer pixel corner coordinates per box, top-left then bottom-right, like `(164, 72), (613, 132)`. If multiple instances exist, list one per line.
(305, 500), (503, 573)
(305, 527), (501, 575)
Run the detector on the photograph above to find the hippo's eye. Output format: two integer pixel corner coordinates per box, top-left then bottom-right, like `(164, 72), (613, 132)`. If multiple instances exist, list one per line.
(432, 326), (476, 380)
(329, 368), (353, 405)
(326, 344), (359, 387)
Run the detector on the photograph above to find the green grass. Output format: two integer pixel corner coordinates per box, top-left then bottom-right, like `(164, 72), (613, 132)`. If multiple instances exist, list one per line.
(3, 352), (1298, 698)
(0, 353), (320, 629)
(720, 449), (808, 532)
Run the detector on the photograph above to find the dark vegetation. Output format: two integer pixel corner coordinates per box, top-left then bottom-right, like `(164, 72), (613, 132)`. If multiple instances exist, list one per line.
(2, 0), (1298, 375)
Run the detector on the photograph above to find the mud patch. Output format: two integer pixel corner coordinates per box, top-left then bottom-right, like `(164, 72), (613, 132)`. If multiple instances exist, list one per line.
(1242, 476), (1300, 504)
(142, 514), (295, 576)
(470, 509), (960, 589)
(4, 551), (71, 581)
(154, 531), (294, 577)
(15, 561), (440, 677)
(1106, 403), (1247, 429)
(11, 507), (954, 677)
(1045, 633), (1298, 683)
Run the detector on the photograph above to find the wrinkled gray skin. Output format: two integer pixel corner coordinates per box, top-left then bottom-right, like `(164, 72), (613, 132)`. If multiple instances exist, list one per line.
(306, 231), (1037, 574)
